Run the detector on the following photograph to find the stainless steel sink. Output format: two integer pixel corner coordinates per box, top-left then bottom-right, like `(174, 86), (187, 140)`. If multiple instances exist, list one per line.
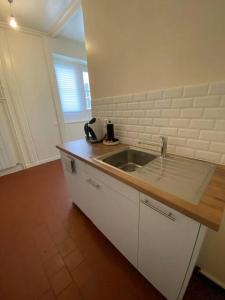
(100, 148), (157, 172)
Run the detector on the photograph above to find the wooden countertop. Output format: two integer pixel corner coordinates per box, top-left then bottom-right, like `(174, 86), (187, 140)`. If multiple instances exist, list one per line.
(57, 139), (225, 231)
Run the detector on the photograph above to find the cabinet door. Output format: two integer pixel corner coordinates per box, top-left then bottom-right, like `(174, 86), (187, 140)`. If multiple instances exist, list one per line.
(100, 183), (139, 266)
(138, 194), (200, 300)
(85, 166), (139, 267)
(60, 152), (89, 216)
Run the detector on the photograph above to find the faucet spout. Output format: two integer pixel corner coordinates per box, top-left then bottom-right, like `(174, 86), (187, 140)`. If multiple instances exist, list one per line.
(160, 136), (167, 158)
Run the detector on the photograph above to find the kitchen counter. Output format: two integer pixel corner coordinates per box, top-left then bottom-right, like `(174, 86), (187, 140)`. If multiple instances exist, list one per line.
(57, 139), (225, 231)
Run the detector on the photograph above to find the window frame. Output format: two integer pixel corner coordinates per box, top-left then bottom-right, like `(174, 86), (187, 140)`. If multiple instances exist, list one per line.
(53, 54), (91, 124)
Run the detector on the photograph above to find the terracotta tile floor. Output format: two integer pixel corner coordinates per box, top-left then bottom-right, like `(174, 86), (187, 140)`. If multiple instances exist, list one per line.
(0, 160), (224, 300)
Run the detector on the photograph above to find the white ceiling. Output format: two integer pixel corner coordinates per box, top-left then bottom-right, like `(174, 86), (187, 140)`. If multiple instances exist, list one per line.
(0, 0), (85, 42)
(57, 8), (85, 43)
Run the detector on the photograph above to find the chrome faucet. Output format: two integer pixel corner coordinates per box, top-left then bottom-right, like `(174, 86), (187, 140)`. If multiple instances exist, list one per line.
(137, 135), (168, 158)
(160, 136), (167, 158)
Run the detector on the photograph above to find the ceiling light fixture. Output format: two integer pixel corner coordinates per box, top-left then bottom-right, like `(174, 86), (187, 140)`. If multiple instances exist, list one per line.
(8, 0), (18, 29)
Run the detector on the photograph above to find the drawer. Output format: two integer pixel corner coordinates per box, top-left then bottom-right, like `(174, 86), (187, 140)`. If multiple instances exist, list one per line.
(85, 162), (139, 206)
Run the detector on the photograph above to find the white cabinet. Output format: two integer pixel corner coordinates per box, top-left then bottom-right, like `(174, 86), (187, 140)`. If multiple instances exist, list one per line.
(60, 151), (139, 267)
(138, 193), (201, 300)
(60, 151), (207, 300)
(61, 153), (87, 212)
(86, 165), (139, 266)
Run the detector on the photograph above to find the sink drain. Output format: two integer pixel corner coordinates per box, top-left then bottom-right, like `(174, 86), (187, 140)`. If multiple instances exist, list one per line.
(120, 163), (139, 172)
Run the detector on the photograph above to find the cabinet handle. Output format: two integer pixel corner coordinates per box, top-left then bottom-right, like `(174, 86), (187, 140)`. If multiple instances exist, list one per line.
(141, 199), (176, 221)
(86, 178), (100, 189)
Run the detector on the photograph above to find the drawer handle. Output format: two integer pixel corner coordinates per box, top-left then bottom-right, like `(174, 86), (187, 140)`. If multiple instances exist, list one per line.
(86, 178), (100, 189)
(141, 199), (176, 221)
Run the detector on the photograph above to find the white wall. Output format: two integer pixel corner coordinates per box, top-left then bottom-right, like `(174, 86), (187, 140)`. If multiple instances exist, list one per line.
(82, 0), (225, 99)
(46, 37), (88, 142)
(83, 0), (225, 288)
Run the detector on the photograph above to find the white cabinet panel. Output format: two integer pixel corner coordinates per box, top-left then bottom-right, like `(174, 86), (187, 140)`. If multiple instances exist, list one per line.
(61, 153), (91, 218)
(61, 151), (139, 267)
(138, 194), (200, 300)
(61, 152), (205, 299)
(85, 165), (139, 267)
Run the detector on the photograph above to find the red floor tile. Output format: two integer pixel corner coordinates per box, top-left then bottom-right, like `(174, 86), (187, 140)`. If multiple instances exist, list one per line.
(43, 254), (65, 277)
(63, 248), (84, 272)
(71, 260), (93, 288)
(57, 237), (77, 257)
(49, 267), (72, 295)
(57, 283), (83, 300)
(40, 290), (56, 300)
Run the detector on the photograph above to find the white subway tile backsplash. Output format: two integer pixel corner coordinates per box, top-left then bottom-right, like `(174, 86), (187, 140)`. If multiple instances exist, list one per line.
(184, 84), (209, 97)
(155, 99), (171, 108)
(178, 128), (199, 138)
(121, 111), (133, 117)
(145, 126), (160, 134)
(128, 118), (139, 125)
(195, 151), (221, 163)
(187, 139), (209, 150)
(215, 120), (225, 130)
(138, 133), (152, 140)
(128, 102), (139, 110)
(169, 119), (190, 128)
(138, 118), (153, 125)
(127, 131), (139, 139)
(117, 118), (127, 124)
(145, 110), (161, 117)
(117, 103), (128, 110)
(190, 119), (215, 130)
(181, 108), (203, 118)
(204, 108), (225, 119)
(176, 147), (195, 157)
(132, 110), (145, 117)
(171, 98), (193, 108)
(146, 90), (162, 100)
(93, 80), (225, 165)
(153, 118), (169, 127)
(210, 142), (225, 153)
(161, 109), (180, 118)
(163, 87), (183, 98)
(168, 137), (186, 146)
(139, 101), (154, 109)
(129, 125), (145, 132)
(200, 130), (225, 142)
(132, 92), (146, 101)
(160, 127), (178, 136)
(194, 96), (220, 107)
(209, 81), (225, 95)
(116, 130), (127, 137)
(220, 96), (225, 106)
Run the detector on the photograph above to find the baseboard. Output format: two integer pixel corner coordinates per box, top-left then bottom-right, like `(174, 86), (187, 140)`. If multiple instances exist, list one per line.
(199, 268), (225, 290)
(0, 163), (24, 176)
(25, 155), (60, 168)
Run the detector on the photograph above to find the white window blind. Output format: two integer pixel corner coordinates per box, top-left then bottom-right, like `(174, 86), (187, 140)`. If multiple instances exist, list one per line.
(53, 55), (91, 123)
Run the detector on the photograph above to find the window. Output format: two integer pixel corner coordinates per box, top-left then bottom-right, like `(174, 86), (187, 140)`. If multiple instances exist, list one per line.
(82, 71), (91, 110)
(53, 54), (91, 123)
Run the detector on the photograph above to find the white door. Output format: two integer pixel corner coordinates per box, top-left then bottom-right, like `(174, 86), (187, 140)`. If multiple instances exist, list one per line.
(138, 194), (200, 300)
